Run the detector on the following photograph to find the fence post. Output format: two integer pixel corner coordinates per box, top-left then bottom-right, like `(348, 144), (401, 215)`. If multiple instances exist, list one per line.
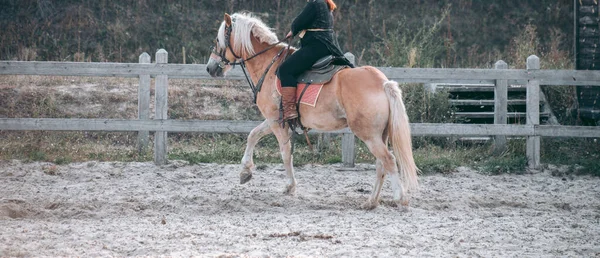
(493, 60), (508, 154)
(137, 52), (151, 155)
(342, 52), (356, 167)
(154, 49), (169, 165)
(526, 55), (540, 169)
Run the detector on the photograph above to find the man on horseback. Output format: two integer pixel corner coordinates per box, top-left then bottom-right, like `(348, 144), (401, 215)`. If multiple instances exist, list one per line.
(277, 0), (351, 124)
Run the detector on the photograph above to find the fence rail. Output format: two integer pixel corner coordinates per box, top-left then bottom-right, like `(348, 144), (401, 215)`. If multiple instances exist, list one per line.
(3, 61), (600, 85)
(2, 118), (599, 137)
(1, 49), (599, 168)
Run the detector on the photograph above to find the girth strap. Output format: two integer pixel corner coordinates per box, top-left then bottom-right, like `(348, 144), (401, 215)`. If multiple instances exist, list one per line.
(247, 46), (287, 104)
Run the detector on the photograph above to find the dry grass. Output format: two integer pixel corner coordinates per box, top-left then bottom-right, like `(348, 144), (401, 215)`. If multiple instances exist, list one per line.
(0, 75), (259, 163)
(1, 75), (598, 176)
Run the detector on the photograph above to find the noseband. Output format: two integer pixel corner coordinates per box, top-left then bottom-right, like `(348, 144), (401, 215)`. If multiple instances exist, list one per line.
(211, 21), (291, 103)
(211, 23), (241, 68)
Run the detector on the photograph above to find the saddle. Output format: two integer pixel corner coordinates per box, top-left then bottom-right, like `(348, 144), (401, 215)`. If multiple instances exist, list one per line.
(292, 55), (350, 107)
(297, 55), (350, 85)
(276, 55), (351, 107)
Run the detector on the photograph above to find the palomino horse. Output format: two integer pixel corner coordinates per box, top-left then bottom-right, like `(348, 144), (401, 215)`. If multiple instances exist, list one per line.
(206, 13), (418, 209)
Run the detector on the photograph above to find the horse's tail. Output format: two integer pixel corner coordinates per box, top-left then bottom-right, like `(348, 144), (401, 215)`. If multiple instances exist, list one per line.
(383, 81), (419, 192)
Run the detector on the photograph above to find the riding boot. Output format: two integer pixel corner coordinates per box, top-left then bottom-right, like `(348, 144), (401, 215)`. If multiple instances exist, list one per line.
(281, 86), (298, 122)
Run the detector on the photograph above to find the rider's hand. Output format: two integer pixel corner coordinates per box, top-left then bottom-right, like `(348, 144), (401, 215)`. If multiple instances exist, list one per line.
(285, 31), (293, 39)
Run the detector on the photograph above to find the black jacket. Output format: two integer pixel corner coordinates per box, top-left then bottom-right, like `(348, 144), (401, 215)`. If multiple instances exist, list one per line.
(291, 0), (346, 58)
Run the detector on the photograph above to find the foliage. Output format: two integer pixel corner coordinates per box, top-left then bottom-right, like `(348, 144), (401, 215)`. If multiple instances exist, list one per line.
(480, 155), (528, 175)
(371, 6), (449, 67)
(401, 85), (454, 124)
(506, 24), (578, 125)
(1, 1), (598, 177)
(0, 0), (573, 68)
(541, 138), (600, 176)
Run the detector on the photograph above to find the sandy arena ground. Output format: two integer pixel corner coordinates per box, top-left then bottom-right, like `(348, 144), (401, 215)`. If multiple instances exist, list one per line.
(1, 160), (599, 257)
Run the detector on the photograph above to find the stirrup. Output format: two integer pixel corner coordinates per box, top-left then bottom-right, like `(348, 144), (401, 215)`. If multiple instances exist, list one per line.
(288, 119), (304, 135)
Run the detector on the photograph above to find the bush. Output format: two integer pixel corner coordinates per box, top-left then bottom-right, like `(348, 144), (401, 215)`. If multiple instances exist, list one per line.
(370, 6), (449, 68)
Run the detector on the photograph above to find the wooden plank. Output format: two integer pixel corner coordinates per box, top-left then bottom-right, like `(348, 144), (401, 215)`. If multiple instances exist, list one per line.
(449, 99), (527, 106)
(531, 69), (600, 85)
(399, 79), (498, 85)
(0, 118), (535, 136)
(454, 112), (549, 118)
(341, 52), (356, 168)
(342, 134), (355, 167)
(0, 61), (246, 80)
(535, 125), (600, 137)
(317, 133), (332, 152)
(154, 49), (168, 165)
(440, 86), (526, 92)
(0, 118), (263, 133)
(526, 55), (541, 169)
(494, 60), (508, 154)
(410, 123), (533, 136)
(2, 119), (527, 136)
(4, 119), (599, 138)
(3, 61), (600, 86)
(378, 67), (528, 81)
(523, 79), (600, 86)
(382, 67), (600, 84)
(137, 52), (151, 154)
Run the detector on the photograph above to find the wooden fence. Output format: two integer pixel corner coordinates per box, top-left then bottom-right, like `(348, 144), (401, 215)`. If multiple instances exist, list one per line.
(2, 49), (600, 168)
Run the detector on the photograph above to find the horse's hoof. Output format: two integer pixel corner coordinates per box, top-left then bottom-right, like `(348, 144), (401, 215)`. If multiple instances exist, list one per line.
(240, 172), (253, 184)
(387, 200), (409, 210)
(400, 199), (409, 207)
(392, 197), (409, 207)
(361, 199), (378, 210)
(283, 184), (296, 195)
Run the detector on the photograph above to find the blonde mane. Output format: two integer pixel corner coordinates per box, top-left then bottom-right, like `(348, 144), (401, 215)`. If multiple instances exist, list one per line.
(217, 12), (280, 57)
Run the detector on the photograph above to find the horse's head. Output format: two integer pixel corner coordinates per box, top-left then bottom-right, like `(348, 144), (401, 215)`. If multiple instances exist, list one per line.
(206, 13), (236, 77)
(206, 12), (281, 77)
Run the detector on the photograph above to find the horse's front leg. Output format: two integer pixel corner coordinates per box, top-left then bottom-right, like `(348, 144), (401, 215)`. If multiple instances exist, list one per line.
(270, 121), (296, 195)
(240, 119), (272, 184)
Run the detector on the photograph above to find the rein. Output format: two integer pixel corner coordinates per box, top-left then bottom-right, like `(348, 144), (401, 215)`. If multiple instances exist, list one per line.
(212, 24), (292, 103)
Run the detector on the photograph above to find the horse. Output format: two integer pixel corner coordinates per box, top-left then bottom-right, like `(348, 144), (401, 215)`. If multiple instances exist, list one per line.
(206, 12), (418, 209)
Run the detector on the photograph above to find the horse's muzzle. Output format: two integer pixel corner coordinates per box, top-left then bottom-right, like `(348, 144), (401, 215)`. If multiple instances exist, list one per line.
(206, 58), (225, 77)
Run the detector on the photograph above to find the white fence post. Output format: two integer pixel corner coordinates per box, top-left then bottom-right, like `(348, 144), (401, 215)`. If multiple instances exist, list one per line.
(137, 52), (151, 154)
(154, 49), (169, 165)
(493, 60), (508, 154)
(342, 52), (356, 167)
(526, 55), (541, 169)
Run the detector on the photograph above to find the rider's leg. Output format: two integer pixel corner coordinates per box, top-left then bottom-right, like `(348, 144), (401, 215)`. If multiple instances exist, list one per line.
(276, 41), (330, 122)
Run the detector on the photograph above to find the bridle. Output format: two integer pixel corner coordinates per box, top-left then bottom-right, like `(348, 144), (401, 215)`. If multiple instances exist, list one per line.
(211, 23), (242, 68)
(211, 21), (291, 103)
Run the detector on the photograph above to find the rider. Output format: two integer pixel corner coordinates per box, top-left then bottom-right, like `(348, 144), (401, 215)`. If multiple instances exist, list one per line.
(277, 0), (350, 124)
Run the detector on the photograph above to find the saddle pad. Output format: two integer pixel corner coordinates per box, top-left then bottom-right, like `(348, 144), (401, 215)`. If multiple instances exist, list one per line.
(276, 82), (324, 107)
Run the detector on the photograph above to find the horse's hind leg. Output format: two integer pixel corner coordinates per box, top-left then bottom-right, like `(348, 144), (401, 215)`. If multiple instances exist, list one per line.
(361, 138), (405, 209)
(362, 158), (385, 210)
(240, 119), (272, 184)
(269, 122), (297, 195)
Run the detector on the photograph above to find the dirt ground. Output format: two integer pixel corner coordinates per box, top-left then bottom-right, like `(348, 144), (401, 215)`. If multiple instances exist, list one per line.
(1, 159), (599, 257)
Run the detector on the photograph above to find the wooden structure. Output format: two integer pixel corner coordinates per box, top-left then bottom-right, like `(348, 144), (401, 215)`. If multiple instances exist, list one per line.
(575, 0), (600, 124)
(2, 50), (600, 169)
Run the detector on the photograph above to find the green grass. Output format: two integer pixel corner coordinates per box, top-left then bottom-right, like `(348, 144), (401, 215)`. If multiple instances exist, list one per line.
(480, 155), (528, 175)
(541, 138), (600, 176)
(28, 150), (47, 162)
(167, 134), (531, 176)
(3, 130), (598, 177)
(168, 133), (347, 166)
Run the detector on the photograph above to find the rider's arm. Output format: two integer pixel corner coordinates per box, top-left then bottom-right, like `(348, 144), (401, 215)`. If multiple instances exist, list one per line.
(291, 0), (317, 36)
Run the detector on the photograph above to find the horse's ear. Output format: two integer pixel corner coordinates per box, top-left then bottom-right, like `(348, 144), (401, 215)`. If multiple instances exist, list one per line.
(224, 13), (232, 26)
